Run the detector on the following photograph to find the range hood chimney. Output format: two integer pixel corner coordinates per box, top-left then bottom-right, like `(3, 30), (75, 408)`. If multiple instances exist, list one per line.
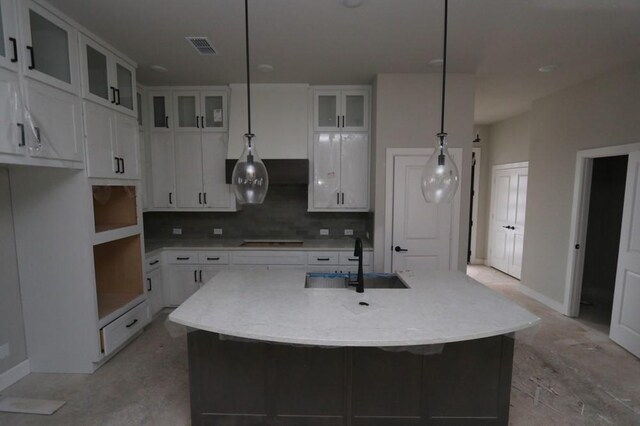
(226, 84), (309, 185)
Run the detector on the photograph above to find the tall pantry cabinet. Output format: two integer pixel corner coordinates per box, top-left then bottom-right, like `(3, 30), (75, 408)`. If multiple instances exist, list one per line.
(5, 0), (149, 374)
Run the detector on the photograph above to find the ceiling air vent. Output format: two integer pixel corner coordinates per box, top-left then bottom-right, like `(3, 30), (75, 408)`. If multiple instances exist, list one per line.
(185, 37), (218, 55)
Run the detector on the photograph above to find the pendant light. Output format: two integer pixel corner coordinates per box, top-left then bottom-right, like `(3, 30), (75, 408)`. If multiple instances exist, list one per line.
(231, 0), (269, 204)
(421, 0), (459, 204)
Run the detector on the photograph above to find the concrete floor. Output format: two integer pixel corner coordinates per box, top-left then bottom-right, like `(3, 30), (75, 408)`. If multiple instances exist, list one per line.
(1, 265), (639, 425)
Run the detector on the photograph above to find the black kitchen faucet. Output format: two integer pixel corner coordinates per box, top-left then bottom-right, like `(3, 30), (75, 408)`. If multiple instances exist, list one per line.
(348, 237), (364, 293)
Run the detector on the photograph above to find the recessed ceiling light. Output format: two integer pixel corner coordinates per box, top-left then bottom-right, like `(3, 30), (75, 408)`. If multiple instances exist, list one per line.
(150, 65), (168, 72)
(339, 0), (364, 8)
(257, 64), (274, 73)
(428, 58), (444, 67)
(538, 64), (560, 73)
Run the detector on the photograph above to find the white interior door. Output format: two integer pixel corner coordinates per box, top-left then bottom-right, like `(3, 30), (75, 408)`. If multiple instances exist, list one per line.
(174, 133), (203, 208)
(391, 155), (452, 272)
(489, 164), (528, 279)
(610, 151), (640, 358)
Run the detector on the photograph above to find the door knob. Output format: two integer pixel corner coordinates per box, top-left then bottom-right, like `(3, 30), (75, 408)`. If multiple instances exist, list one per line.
(394, 246), (408, 252)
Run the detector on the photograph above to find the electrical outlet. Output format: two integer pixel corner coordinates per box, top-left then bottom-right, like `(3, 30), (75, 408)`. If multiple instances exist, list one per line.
(366, 231), (370, 240)
(0, 343), (9, 360)
(319, 229), (329, 236)
(344, 229), (354, 236)
(213, 228), (223, 235)
(172, 227), (182, 235)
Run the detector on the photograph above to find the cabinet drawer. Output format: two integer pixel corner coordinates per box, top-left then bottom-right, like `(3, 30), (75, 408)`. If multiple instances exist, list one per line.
(307, 252), (340, 265)
(199, 252), (229, 265)
(339, 251), (371, 266)
(145, 254), (161, 271)
(165, 251), (200, 264)
(230, 251), (306, 265)
(100, 301), (149, 355)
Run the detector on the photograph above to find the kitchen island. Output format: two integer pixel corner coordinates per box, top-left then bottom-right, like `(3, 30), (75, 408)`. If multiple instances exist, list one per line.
(170, 269), (539, 426)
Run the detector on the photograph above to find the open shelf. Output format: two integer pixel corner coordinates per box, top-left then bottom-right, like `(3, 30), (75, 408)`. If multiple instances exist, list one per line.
(93, 234), (143, 321)
(93, 186), (137, 234)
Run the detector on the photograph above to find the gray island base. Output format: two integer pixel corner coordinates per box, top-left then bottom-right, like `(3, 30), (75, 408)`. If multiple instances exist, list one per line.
(170, 269), (539, 426)
(188, 330), (514, 426)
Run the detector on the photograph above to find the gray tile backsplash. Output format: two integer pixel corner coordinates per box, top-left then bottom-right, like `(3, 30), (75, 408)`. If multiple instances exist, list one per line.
(144, 185), (373, 241)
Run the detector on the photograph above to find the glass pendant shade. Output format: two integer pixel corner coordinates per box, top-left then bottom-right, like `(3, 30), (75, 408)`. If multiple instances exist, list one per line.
(421, 134), (459, 203)
(232, 134), (269, 204)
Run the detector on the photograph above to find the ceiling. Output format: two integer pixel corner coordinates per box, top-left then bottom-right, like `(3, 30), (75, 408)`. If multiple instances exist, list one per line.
(47, 0), (640, 124)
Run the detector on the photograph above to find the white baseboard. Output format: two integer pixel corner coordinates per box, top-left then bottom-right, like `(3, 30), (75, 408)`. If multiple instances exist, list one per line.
(468, 258), (486, 266)
(0, 359), (30, 392)
(517, 283), (566, 314)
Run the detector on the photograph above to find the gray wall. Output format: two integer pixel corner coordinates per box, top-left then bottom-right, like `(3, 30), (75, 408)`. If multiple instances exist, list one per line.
(523, 60), (640, 306)
(144, 185), (372, 240)
(0, 168), (28, 376)
(372, 73), (476, 272)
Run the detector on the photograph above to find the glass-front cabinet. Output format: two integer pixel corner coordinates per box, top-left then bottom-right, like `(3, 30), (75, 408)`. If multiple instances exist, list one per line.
(20, 0), (79, 94)
(80, 34), (136, 117)
(149, 91), (171, 131)
(313, 88), (368, 132)
(0, 0), (18, 72)
(174, 89), (227, 133)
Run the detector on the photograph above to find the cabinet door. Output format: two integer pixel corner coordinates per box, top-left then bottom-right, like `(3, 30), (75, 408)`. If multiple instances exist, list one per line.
(145, 268), (164, 316)
(313, 90), (340, 131)
(21, 1), (78, 94)
(149, 91), (171, 131)
(84, 101), (116, 178)
(113, 59), (135, 115)
(0, 0), (18, 72)
(114, 113), (139, 179)
(0, 67), (23, 155)
(24, 79), (83, 162)
(313, 133), (341, 209)
(341, 90), (368, 132)
(174, 132), (204, 208)
(202, 133), (232, 209)
(165, 265), (199, 306)
(199, 265), (225, 286)
(149, 132), (175, 208)
(136, 88), (144, 129)
(173, 91), (200, 132)
(79, 35), (113, 108)
(200, 90), (227, 132)
(340, 133), (369, 209)
(139, 130), (149, 209)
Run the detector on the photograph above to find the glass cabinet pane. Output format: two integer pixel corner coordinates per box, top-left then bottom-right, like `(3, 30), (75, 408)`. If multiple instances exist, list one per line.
(152, 96), (166, 128)
(29, 10), (71, 83)
(317, 95), (337, 128)
(116, 63), (133, 110)
(177, 96), (197, 128)
(0, 3), (5, 59)
(204, 95), (223, 128)
(86, 45), (108, 99)
(344, 95), (365, 128)
(136, 92), (142, 126)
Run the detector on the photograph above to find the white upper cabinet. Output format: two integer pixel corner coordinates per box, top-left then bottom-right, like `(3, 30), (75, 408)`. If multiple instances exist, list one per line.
(0, 67), (23, 155)
(149, 131), (175, 208)
(79, 34), (137, 117)
(20, 0), (79, 94)
(174, 89), (227, 133)
(149, 91), (171, 131)
(313, 88), (368, 132)
(0, 0), (19, 72)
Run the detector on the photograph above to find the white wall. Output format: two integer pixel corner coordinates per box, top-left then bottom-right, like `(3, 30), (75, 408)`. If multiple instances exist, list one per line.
(522, 60), (640, 305)
(372, 73), (476, 272)
(0, 168), (28, 377)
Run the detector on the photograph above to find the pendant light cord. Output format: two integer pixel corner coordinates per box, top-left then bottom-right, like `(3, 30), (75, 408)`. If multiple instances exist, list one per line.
(244, 0), (252, 137)
(439, 0), (448, 137)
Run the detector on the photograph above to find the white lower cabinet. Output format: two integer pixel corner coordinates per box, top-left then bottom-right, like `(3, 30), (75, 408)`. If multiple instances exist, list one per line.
(145, 267), (164, 316)
(165, 264), (200, 307)
(100, 301), (149, 356)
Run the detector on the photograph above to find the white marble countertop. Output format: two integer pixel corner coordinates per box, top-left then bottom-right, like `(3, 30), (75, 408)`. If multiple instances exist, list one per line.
(169, 269), (540, 347)
(145, 238), (373, 253)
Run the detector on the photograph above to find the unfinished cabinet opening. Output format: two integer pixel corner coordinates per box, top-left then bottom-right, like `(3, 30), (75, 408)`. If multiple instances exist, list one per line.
(92, 186), (137, 233)
(94, 234), (143, 320)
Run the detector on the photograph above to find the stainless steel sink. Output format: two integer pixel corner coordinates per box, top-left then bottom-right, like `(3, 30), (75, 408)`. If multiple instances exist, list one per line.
(305, 273), (409, 289)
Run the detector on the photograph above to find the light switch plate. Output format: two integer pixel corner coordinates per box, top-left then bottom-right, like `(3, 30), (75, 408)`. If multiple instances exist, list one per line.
(172, 228), (182, 235)
(0, 343), (9, 360)
(344, 229), (354, 236)
(319, 229), (329, 236)
(213, 228), (223, 235)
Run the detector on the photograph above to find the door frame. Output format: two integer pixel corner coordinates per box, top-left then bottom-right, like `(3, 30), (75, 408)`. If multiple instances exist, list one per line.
(469, 148), (482, 264)
(564, 142), (640, 317)
(487, 161), (529, 273)
(383, 147), (462, 273)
